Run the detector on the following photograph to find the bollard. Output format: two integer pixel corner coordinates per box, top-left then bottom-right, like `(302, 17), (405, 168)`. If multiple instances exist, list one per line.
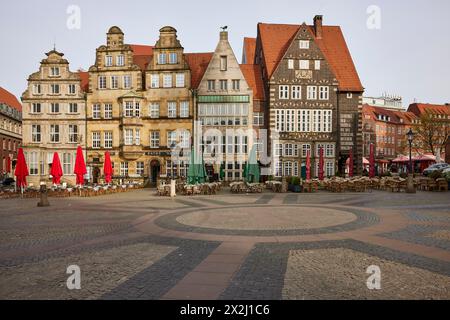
(37, 184), (50, 207)
(170, 179), (176, 198)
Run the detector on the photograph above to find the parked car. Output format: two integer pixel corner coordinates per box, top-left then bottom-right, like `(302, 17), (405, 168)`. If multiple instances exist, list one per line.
(423, 163), (450, 176)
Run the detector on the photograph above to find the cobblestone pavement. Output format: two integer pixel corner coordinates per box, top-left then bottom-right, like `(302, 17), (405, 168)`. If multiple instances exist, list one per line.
(0, 189), (449, 300)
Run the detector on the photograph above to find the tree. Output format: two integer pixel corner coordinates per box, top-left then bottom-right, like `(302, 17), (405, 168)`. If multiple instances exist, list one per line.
(413, 112), (450, 158)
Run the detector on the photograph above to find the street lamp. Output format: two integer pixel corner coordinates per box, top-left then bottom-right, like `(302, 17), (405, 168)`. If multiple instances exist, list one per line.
(406, 128), (416, 193)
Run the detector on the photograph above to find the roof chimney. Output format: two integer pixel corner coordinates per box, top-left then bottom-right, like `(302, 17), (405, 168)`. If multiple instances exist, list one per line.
(314, 15), (323, 39)
(220, 31), (228, 41)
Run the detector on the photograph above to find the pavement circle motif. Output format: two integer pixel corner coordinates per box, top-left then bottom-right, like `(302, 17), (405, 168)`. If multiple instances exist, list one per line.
(154, 205), (380, 236)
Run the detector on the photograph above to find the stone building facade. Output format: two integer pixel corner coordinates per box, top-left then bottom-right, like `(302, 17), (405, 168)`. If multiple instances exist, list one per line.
(0, 86), (22, 173)
(247, 15), (364, 178)
(21, 50), (86, 186)
(196, 30), (254, 180)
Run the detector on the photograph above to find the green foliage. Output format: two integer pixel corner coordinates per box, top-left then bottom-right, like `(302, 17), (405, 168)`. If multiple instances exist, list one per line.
(291, 176), (300, 186)
(430, 170), (443, 180)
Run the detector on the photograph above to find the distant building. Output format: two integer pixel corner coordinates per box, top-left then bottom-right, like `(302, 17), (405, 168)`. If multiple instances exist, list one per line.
(363, 94), (403, 110)
(0, 86), (22, 173)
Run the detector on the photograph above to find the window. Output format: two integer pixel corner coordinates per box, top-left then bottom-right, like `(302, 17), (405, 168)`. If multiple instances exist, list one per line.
(307, 86), (317, 100)
(169, 53), (177, 64)
(292, 86), (301, 100)
(299, 60), (309, 70)
(299, 40), (310, 49)
(32, 103), (41, 113)
(220, 80), (228, 91)
(167, 131), (177, 148)
(135, 102), (140, 117)
(285, 144), (293, 156)
(51, 84), (60, 94)
(123, 75), (131, 89)
(69, 103), (78, 113)
(51, 103), (59, 113)
(301, 144), (311, 157)
(50, 125), (60, 143)
(104, 132), (113, 148)
(104, 104), (112, 119)
(111, 76), (119, 89)
(315, 60), (321, 70)
(150, 131), (160, 148)
(92, 104), (101, 119)
(232, 80), (240, 90)
(69, 125), (78, 143)
(279, 85), (289, 99)
(180, 130), (190, 148)
(33, 84), (41, 95)
(117, 55), (124, 66)
(32, 125), (41, 143)
(105, 56), (113, 66)
(288, 59), (294, 69)
(326, 162), (335, 177)
(325, 144), (335, 157)
(168, 102), (177, 118)
(319, 86), (329, 100)
(347, 93), (353, 99)
(99, 76), (106, 89)
(124, 129), (133, 145)
(151, 74), (159, 88)
(163, 74), (172, 88)
(253, 112), (264, 126)
(150, 103), (160, 118)
(180, 101), (189, 118)
(68, 84), (76, 94)
(207, 80), (216, 91)
(92, 132), (101, 148)
(124, 101), (134, 117)
(62, 153), (72, 175)
(158, 53), (166, 65)
(120, 162), (129, 176)
(29, 152), (38, 175)
(220, 56), (227, 71)
(136, 162), (144, 176)
(50, 67), (60, 76)
(284, 161), (292, 176)
(175, 73), (185, 87)
(135, 128), (140, 145)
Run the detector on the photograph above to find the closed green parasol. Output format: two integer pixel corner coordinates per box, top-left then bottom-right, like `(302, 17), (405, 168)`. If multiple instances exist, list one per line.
(244, 145), (260, 183)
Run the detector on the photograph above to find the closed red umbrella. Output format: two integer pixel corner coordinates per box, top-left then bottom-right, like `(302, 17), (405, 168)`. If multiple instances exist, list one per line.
(50, 152), (63, 185)
(103, 152), (113, 184)
(318, 146), (324, 180)
(14, 148), (29, 189)
(5, 156), (11, 174)
(306, 150), (311, 180)
(348, 148), (354, 178)
(74, 146), (87, 186)
(369, 143), (375, 178)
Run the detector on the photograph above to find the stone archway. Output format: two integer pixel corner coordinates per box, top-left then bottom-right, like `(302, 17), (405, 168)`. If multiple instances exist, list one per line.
(149, 159), (161, 186)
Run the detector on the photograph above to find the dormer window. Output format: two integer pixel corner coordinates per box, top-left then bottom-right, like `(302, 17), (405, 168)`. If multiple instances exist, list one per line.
(117, 55), (125, 66)
(169, 53), (177, 64)
(50, 67), (60, 76)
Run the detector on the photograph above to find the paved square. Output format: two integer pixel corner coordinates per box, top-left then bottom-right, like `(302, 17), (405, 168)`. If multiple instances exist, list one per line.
(0, 189), (449, 300)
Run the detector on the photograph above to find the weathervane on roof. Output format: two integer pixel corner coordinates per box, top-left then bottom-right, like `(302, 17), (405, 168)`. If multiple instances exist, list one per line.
(221, 26), (228, 31)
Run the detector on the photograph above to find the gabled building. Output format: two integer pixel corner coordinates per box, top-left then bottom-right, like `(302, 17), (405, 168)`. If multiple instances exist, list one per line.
(246, 15), (364, 178)
(196, 30), (254, 180)
(0, 86), (22, 173)
(86, 26), (148, 184)
(21, 49), (87, 186)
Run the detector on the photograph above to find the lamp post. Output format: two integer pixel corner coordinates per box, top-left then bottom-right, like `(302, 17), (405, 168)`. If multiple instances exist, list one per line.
(406, 128), (416, 193)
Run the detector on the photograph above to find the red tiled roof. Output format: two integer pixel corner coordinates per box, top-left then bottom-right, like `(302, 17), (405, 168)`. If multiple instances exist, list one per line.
(363, 104), (417, 125)
(78, 71), (89, 92)
(0, 86), (22, 112)
(240, 64), (265, 100)
(130, 45), (154, 71)
(407, 103), (450, 117)
(185, 53), (214, 89)
(257, 23), (363, 92)
(242, 37), (256, 64)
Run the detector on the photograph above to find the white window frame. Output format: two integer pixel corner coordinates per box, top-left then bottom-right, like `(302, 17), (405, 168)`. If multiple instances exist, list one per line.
(123, 75), (131, 89)
(92, 132), (101, 148)
(105, 55), (113, 67)
(163, 74), (172, 88)
(117, 55), (125, 66)
(307, 86), (317, 100)
(68, 125), (78, 143)
(104, 132), (113, 149)
(92, 104), (101, 119)
(98, 76), (106, 89)
(291, 86), (301, 100)
(299, 60), (309, 70)
(168, 102), (177, 118)
(50, 125), (60, 143)
(104, 104), (113, 119)
(175, 73), (185, 88)
(111, 76), (119, 89)
(32, 125), (41, 143)
(288, 59), (294, 69)
(279, 85), (289, 99)
(151, 74), (160, 88)
(315, 60), (321, 70)
(150, 131), (160, 148)
(319, 86), (329, 100)
(180, 101), (189, 118)
(150, 103), (160, 118)
(299, 40), (310, 49)
(124, 129), (133, 146)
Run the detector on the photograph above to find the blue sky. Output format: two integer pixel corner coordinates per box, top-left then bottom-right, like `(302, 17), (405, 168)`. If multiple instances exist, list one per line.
(1, 0), (449, 107)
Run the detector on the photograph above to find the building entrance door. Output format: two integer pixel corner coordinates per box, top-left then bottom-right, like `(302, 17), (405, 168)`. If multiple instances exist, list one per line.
(150, 160), (160, 186)
(93, 166), (100, 184)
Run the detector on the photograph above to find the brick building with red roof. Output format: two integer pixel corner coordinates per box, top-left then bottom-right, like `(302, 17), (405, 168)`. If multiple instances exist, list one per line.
(246, 15), (364, 178)
(0, 86), (22, 174)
